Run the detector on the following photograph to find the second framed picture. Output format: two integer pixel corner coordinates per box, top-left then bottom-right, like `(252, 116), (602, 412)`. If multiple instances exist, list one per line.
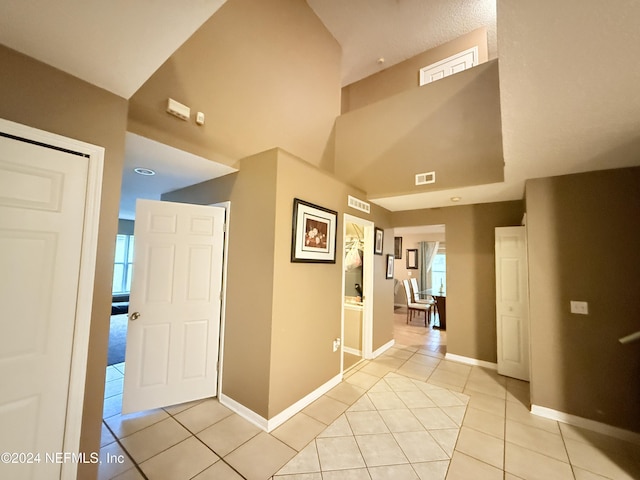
(386, 254), (394, 279)
(374, 227), (384, 255)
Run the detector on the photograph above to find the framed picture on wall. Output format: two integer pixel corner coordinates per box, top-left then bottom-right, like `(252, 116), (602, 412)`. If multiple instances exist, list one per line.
(374, 227), (384, 255)
(406, 249), (418, 269)
(291, 198), (337, 263)
(386, 254), (394, 279)
(394, 237), (402, 258)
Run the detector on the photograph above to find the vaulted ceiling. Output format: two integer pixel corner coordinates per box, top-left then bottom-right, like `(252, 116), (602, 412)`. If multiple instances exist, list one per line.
(0, 0), (496, 98)
(1, 0), (638, 215)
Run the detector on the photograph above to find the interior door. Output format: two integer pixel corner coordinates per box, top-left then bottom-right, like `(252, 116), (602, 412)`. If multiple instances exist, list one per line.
(0, 133), (88, 479)
(495, 226), (530, 381)
(122, 199), (225, 414)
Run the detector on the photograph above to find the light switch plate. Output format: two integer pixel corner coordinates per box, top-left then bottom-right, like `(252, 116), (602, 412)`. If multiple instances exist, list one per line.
(570, 301), (589, 315)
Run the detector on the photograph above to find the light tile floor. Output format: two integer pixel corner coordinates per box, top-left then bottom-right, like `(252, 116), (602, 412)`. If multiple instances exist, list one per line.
(99, 312), (640, 480)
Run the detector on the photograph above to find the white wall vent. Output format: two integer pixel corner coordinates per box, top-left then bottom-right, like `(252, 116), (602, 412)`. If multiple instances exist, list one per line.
(415, 171), (436, 185)
(167, 98), (190, 121)
(348, 195), (370, 214)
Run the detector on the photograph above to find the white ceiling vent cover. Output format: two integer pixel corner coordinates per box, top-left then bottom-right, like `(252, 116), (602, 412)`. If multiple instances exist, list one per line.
(415, 171), (436, 185)
(348, 195), (370, 214)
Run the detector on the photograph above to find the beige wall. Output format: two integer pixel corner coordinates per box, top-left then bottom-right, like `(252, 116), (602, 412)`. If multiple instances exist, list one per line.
(393, 201), (524, 362)
(342, 28), (489, 112)
(526, 167), (640, 433)
(164, 148), (395, 419)
(0, 45), (128, 479)
(335, 60), (503, 199)
(165, 151), (278, 417)
(129, 0), (342, 172)
(371, 221), (396, 352)
(498, 0), (640, 182)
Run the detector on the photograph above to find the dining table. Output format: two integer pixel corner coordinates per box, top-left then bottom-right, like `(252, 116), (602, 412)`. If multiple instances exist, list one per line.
(421, 288), (446, 330)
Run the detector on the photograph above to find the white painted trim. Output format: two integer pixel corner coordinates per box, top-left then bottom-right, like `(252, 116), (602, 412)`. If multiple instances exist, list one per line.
(531, 405), (640, 446)
(445, 353), (497, 370)
(265, 373), (342, 431)
(343, 346), (362, 356)
(210, 201), (230, 400)
(0, 118), (104, 480)
(343, 214), (375, 363)
(372, 339), (395, 358)
(219, 373), (343, 433)
(219, 393), (268, 431)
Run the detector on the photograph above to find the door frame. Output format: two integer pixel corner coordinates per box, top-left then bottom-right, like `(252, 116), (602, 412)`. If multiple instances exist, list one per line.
(0, 118), (104, 480)
(341, 214), (374, 372)
(209, 201), (230, 398)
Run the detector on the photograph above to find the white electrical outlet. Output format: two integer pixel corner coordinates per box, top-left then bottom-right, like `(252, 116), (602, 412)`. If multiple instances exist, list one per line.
(332, 338), (341, 352)
(570, 301), (589, 315)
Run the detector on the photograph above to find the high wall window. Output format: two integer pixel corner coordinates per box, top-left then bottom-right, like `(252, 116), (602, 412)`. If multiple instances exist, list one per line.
(112, 234), (134, 294)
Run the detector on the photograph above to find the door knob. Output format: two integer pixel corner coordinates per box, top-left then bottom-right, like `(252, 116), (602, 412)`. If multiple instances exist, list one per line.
(129, 311), (141, 321)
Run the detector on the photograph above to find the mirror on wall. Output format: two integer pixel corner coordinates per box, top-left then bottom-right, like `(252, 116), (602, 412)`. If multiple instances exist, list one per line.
(344, 223), (364, 303)
(343, 221), (365, 372)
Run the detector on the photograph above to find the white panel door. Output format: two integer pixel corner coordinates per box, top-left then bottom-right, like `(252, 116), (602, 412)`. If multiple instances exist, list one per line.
(122, 199), (225, 414)
(0, 134), (88, 479)
(495, 226), (530, 381)
(419, 46), (478, 86)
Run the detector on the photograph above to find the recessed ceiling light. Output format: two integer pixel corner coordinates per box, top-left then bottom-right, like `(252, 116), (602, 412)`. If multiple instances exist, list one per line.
(450, 196), (461, 202)
(134, 167), (156, 176)
(377, 57), (385, 64)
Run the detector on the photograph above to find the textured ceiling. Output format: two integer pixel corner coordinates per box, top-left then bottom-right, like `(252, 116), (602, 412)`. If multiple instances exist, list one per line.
(307, 0), (497, 86)
(1, 0), (499, 215)
(3, 1), (634, 215)
(119, 133), (237, 220)
(0, 0), (227, 99)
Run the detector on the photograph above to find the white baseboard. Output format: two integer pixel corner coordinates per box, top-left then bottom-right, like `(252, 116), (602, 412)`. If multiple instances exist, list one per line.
(371, 339), (395, 359)
(219, 373), (343, 433)
(343, 346), (362, 356)
(219, 393), (268, 431)
(531, 405), (640, 446)
(445, 353), (497, 370)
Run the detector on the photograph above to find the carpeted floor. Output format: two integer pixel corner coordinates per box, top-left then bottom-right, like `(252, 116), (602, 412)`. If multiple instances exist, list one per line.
(107, 314), (128, 366)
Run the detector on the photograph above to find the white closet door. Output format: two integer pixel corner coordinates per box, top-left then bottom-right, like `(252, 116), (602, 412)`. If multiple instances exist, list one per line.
(0, 133), (89, 479)
(495, 226), (530, 381)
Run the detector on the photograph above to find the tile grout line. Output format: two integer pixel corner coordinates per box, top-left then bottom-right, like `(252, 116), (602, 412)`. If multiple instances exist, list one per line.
(161, 403), (250, 479)
(101, 419), (149, 480)
(557, 423), (579, 480)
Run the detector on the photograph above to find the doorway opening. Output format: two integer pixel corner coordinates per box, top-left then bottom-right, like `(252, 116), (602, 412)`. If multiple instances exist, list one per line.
(104, 132), (236, 418)
(393, 225), (447, 354)
(341, 214), (374, 372)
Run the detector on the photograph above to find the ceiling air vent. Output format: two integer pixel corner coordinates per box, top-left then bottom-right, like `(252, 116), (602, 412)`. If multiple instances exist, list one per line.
(415, 171), (436, 186)
(348, 195), (370, 214)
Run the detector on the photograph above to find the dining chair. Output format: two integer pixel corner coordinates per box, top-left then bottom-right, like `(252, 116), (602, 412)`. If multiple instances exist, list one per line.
(402, 279), (431, 326)
(410, 277), (435, 325)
